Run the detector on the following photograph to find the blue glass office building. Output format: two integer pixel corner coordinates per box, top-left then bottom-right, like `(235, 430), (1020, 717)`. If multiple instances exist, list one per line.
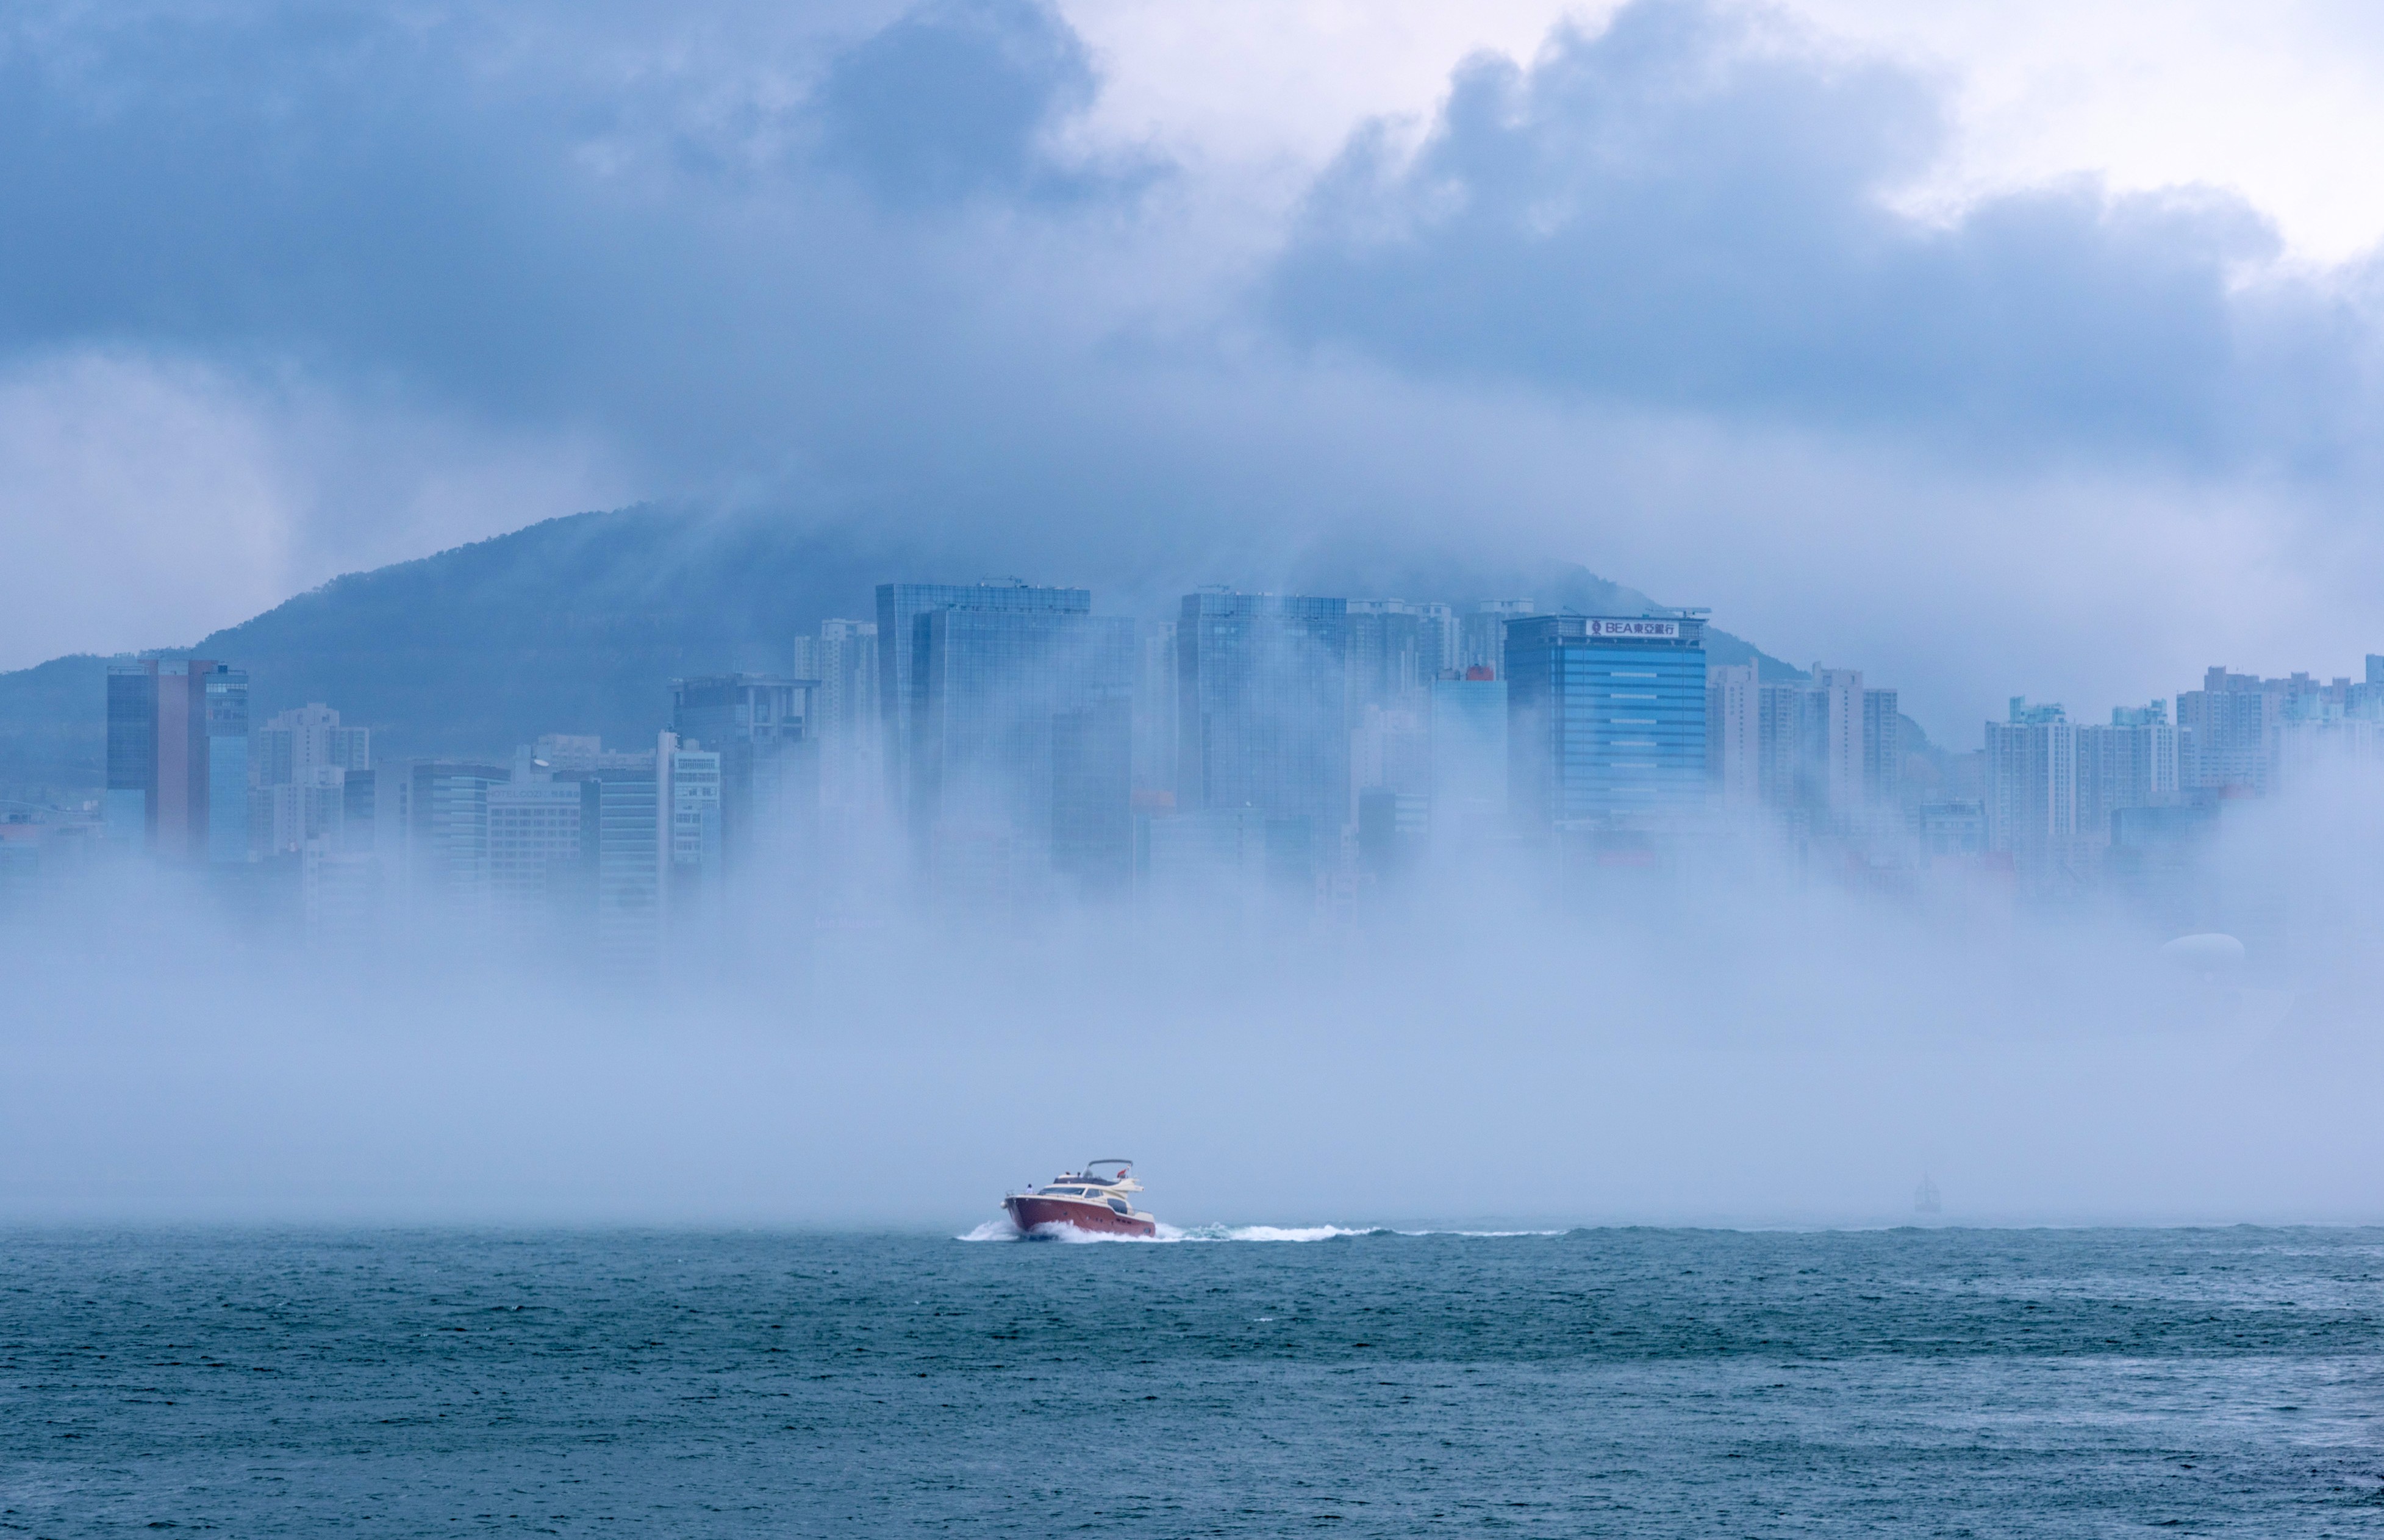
(102, 657), (246, 862)
(875, 582), (1092, 808)
(1505, 615), (1708, 829)
(911, 604), (1136, 893)
(1175, 592), (1350, 845)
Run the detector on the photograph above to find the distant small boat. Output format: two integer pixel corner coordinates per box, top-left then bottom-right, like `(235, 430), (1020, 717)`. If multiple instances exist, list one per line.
(1914, 1173), (1942, 1215)
(1003, 1159), (1158, 1238)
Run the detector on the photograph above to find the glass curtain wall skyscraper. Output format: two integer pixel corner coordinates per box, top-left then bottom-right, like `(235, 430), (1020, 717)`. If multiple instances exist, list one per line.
(670, 675), (814, 866)
(909, 603), (1136, 895)
(1505, 615), (1708, 831)
(104, 657), (246, 862)
(875, 582), (1092, 812)
(1175, 592), (1351, 847)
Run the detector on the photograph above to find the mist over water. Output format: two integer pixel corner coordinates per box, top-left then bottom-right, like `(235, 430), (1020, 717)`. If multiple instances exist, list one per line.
(9, 759), (2380, 1231)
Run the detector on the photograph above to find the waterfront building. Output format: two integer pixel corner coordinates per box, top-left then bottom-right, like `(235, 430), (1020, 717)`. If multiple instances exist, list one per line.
(1505, 614), (1707, 831)
(794, 619), (881, 810)
(103, 658), (246, 862)
(487, 776), (589, 923)
(374, 758), (510, 917)
(2076, 713), (2178, 829)
(1456, 600), (1536, 677)
(2176, 668), (2281, 794)
(587, 759), (660, 963)
(908, 601), (1136, 896)
(252, 703), (370, 856)
(1810, 668), (1865, 821)
(662, 734), (724, 907)
(1862, 688), (1902, 808)
(1983, 703), (2075, 867)
(1985, 697), (2180, 870)
(1705, 663), (1759, 811)
(670, 675), (815, 866)
(875, 582), (1091, 811)
(253, 703), (369, 787)
(1345, 600), (1455, 715)
(1175, 591), (1351, 856)
(202, 665), (249, 864)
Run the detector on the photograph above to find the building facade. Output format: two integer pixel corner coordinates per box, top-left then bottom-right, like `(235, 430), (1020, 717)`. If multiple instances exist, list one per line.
(104, 658), (247, 862)
(875, 582), (1092, 812)
(908, 603), (1137, 895)
(1175, 592), (1351, 848)
(670, 674), (815, 867)
(1505, 615), (1708, 831)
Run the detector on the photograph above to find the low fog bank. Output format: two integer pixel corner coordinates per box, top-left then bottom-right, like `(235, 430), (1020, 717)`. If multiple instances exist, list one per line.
(5, 776), (2382, 1231)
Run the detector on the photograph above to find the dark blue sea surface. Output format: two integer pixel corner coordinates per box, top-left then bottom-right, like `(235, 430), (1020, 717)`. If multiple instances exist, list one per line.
(3, 1225), (2381, 1536)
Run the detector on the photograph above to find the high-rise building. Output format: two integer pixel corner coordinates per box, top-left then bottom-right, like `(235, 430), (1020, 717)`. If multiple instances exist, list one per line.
(1345, 600), (1455, 714)
(202, 665), (249, 864)
(589, 761), (660, 965)
(253, 703), (368, 787)
(908, 601), (1136, 895)
(1176, 592), (1351, 850)
(1457, 600), (1536, 677)
(1808, 667), (1864, 822)
(103, 658), (246, 862)
(487, 777), (589, 926)
(2075, 717), (2179, 836)
(252, 703), (370, 856)
(2176, 667), (2280, 793)
(1862, 689), (1902, 808)
(796, 618), (881, 809)
(661, 733), (724, 910)
(1719, 666), (1899, 831)
(1505, 615), (1708, 831)
(369, 758), (510, 917)
(1705, 662), (1760, 809)
(1984, 707), (2075, 865)
(670, 675), (815, 865)
(876, 582), (1092, 811)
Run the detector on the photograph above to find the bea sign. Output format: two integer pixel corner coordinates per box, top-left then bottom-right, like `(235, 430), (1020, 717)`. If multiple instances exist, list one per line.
(1584, 618), (1681, 639)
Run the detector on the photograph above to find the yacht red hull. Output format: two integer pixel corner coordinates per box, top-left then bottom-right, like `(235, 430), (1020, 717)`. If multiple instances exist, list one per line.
(1004, 1195), (1158, 1237)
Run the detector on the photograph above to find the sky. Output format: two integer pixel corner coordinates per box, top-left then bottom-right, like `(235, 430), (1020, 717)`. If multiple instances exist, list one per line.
(5, 0), (2384, 740)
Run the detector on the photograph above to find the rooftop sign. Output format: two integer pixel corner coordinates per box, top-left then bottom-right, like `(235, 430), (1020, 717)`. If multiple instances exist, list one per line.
(1584, 618), (1681, 640)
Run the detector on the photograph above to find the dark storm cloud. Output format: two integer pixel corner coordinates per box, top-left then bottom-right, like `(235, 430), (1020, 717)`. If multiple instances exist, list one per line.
(0, 0), (1142, 465)
(2, 0), (2374, 500)
(1269, 1), (2380, 468)
(814, 0), (1144, 206)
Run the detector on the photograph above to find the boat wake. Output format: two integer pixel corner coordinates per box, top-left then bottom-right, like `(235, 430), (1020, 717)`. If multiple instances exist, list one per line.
(958, 1222), (1561, 1244)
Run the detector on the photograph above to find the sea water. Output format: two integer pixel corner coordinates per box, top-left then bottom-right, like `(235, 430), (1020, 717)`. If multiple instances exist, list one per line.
(3, 1225), (2380, 1535)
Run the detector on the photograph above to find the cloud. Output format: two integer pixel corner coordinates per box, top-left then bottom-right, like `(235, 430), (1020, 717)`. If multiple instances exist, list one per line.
(0, 347), (625, 671)
(1269, 1), (2378, 468)
(2, 0), (2383, 729)
(814, 0), (1129, 206)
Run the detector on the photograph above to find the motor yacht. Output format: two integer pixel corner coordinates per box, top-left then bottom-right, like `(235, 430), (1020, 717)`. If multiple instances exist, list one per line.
(1002, 1160), (1158, 1237)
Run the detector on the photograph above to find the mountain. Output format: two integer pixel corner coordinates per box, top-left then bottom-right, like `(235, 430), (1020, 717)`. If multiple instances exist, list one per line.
(0, 505), (1809, 795)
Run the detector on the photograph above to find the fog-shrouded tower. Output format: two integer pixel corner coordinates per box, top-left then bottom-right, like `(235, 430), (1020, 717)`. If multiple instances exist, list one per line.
(875, 582), (1091, 815)
(1175, 592), (1351, 853)
(105, 657), (248, 862)
(908, 602), (1136, 897)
